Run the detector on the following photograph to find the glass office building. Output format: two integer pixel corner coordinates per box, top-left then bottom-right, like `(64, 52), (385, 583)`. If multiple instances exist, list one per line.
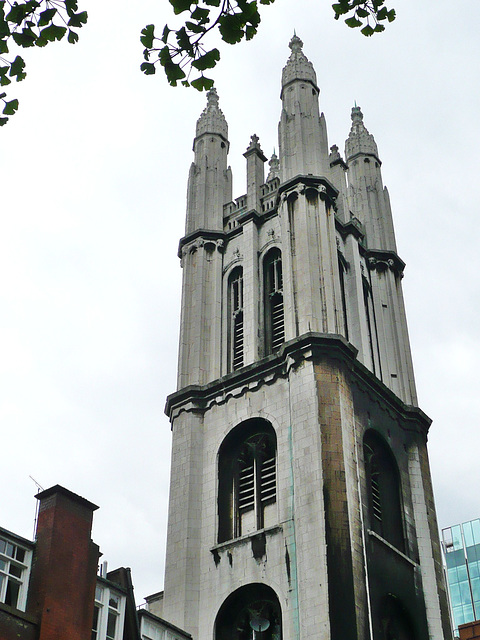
(442, 519), (480, 636)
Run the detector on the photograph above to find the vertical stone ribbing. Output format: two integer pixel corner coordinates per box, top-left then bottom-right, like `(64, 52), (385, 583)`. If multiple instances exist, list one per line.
(408, 442), (453, 640)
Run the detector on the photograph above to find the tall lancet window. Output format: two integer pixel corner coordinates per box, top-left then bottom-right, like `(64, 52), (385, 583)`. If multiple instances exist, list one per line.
(218, 419), (277, 543)
(264, 248), (284, 354)
(338, 255), (349, 340)
(363, 277), (376, 375)
(363, 430), (405, 552)
(228, 267), (244, 371)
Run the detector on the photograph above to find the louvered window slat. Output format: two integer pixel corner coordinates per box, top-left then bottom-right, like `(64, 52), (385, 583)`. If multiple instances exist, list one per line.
(238, 464), (255, 511)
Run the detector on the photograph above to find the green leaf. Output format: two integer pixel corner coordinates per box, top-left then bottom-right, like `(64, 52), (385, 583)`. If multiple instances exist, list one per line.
(190, 75), (214, 91)
(192, 47), (219, 71)
(356, 8), (368, 17)
(387, 9), (396, 22)
(0, 116), (8, 126)
(169, 0), (194, 15)
(332, 2), (349, 16)
(3, 97), (18, 115)
(159, 47), (186, 85)
(161, 24), (170, 43)
(67, 11), (87, 27)
(39, 23), (67, 42)
(176, 26), (194, 55)
(373, 23), (385, 32)
(64, 0), (79, 17)
(218, 14), (245, 44)
(140, 24), (155, 48)
(140, 61), (156, 75)
(67, 29), (78, 43)
(190, 6), (209, 21)
(12, 27), (37, 47)
(38, 8), (57, 26)
(203, 0), (221, 6)
(377, 7), (388, 20)
(345, 16), (362, 28)
(361, 24), (374, 36)
(245, 24), (257, 40)
(0, 74), (11, 86)
(6, 4), (27, 25)
(185, 21), (205, 34)
(9, 56), (26, 81)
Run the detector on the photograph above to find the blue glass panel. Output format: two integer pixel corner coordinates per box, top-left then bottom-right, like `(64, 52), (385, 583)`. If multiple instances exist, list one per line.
(464, 521), (474, 548)
(467, 545), (480, 563)
(458, 564), (468, 582)
(448, 566), (458, 582)
(446, 548), (466, 569)
(472, 520), (480, 545)
(461, 581), (473, 606)
(451, 584), (461, 607)
(453, 605), (464, 627)
(463, 603), (474, 622)
(469, 562), (480, 578)
(452, 525), (463, 551)
(471, 577), (480, 602)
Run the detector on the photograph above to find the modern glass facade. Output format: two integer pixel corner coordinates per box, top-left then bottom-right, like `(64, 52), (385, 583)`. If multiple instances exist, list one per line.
(442, 519), (480, 636)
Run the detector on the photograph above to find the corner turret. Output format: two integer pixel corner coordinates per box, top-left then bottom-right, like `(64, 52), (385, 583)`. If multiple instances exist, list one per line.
(278, 35), (330, 181)
(185, 89), (232, 234)
(345, 105), (396, 252)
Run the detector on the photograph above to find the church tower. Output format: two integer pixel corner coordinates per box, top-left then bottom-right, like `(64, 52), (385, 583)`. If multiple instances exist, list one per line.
(162, 36), (452, 640)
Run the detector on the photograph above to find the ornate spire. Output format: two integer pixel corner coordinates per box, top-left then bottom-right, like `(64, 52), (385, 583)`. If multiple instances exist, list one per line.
(281, 34), (318, 90)
(345, 105), (379, 161)
(266, 150), (280, 181)
(196, 87), (228, 140)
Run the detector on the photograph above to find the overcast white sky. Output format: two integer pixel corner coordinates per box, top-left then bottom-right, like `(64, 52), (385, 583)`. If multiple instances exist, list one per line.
(1, 0), (480, 603)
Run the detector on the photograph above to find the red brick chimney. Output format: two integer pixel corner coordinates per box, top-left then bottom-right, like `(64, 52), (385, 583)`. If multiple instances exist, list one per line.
(27, 485), (100, 640)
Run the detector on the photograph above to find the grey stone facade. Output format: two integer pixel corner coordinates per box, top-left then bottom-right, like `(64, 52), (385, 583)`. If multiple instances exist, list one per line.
(160, 36), (451, 640)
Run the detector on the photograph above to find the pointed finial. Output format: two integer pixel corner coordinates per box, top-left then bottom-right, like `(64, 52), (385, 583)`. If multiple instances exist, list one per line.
(345, 105), (379, 161)
(195, 86), (228, 140)
(289, 33), (303, 53)
(351, 105), (364, 123)
(245, 133), (264, 156)
(282, 33), (317, 90)
(267, 150), (280, 182)
(206, 87), (219, 109)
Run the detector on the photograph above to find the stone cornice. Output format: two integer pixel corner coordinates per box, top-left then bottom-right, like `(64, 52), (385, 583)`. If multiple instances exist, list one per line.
(165, 333), (431, 438)
(278, 174), (339, 203)
(346, 151), (382, 166)
(178, 229), (226, 258)
(365, 249), (406, 277)
(335, 216), (365, 242)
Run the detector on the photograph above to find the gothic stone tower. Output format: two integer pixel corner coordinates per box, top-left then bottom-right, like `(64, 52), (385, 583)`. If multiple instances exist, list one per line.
(162, 36), (452, 640)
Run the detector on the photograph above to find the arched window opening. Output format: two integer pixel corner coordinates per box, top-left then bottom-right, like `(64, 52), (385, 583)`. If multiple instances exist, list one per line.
(264, 249), (284, 355)
(380, 595), (416, 640)
(215, 584), (282, 640)
(228, 268), (244, 371)
(363, 431), (405, 552)
(218, 420), (277, 543)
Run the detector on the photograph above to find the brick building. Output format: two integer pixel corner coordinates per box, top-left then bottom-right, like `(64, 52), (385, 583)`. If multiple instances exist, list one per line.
(0, 485), (190, 640)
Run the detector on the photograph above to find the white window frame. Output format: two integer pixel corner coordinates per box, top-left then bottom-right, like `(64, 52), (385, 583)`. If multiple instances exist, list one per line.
(0, 535), (32, 611)
(92, 582), (126, 640)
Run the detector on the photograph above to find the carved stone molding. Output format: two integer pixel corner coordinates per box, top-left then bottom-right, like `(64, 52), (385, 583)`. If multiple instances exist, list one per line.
(366, 250), (405, 278)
